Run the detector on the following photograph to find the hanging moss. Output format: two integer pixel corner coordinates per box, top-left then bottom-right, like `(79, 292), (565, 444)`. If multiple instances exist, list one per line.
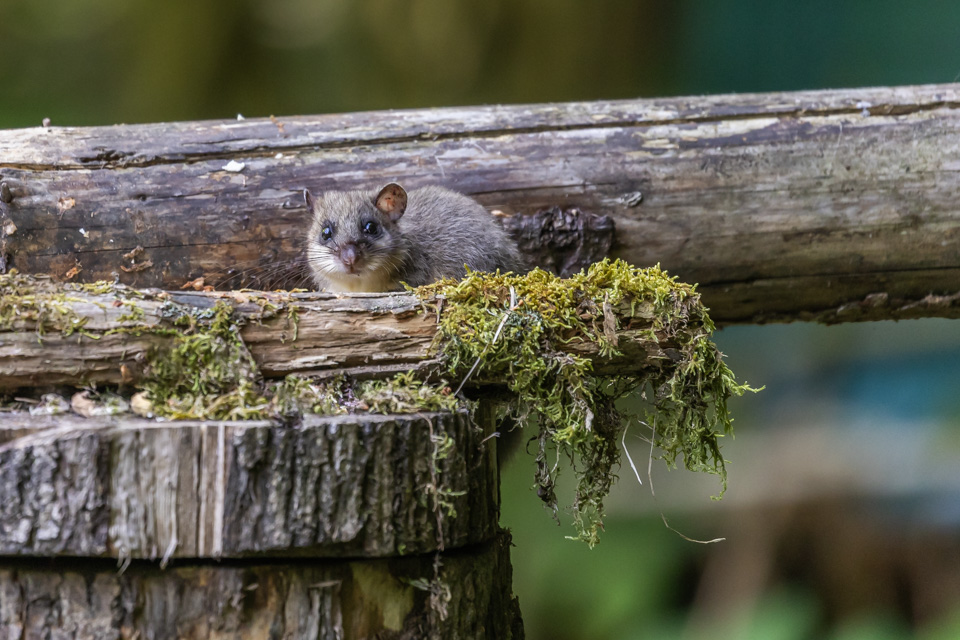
(415, 259), (758, 546)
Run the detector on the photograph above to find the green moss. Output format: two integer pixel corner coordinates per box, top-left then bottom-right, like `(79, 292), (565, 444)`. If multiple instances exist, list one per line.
(140, 299), (262, 419)
(145, 370), (468, 422)
(139, 297), (466, 420)
(268, 374), (347, 417)
(115, 301), (146, 324)
(78, 281), (119, 295)
(415, 259), (758, 546)
(355, 372), (463, 415)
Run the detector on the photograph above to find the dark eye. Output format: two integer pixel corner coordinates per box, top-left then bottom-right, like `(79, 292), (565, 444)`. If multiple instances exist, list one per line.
(320, 225), (333, 242)
(363, 221), (379, 235)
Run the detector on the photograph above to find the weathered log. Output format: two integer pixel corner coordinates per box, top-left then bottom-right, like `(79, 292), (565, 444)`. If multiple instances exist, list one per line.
(2, 84), (960, 323)
(0, 410), (497, 560)
(0, 277), (687, 391)
(0, 532), (523, 640)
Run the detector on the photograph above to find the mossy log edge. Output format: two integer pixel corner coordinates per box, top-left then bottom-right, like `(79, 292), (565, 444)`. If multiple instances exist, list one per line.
(0, 277), (682, 391)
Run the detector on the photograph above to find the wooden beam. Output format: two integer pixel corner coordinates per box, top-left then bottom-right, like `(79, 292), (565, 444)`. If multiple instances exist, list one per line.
(2, 84), (960, 323)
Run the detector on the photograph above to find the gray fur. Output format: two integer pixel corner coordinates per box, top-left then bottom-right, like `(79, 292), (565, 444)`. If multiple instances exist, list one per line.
(306, 184), (524, 292)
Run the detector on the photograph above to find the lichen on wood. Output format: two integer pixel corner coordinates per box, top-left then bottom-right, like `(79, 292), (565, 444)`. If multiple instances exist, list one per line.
(0, 270), (96, 338)
(416, 259), (758, 546)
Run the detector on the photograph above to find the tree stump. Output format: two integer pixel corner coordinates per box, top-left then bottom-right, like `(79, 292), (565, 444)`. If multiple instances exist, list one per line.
(0, 408), (521, 638)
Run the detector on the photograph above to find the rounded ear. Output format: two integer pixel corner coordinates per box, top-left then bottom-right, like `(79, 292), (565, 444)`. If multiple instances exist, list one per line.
(303, 189), (316, 210)
(374, 183), (408, 222)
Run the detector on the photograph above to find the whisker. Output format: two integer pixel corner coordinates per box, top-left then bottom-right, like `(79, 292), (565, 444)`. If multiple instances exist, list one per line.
(202, 253), (311, 291)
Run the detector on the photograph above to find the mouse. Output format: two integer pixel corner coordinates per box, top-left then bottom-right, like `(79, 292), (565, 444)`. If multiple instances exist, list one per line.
(304, 183), (524, 292)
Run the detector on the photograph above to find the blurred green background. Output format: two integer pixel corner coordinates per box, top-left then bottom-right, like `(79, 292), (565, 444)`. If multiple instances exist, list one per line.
(4, 1), (960, 638)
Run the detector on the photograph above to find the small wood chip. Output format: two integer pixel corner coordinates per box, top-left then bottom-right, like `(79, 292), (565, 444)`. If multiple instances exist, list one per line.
(70, 391), (99, 418)
(181, 276), (206, 290)
(64, 262), (83, 280)
(120, 363), (141, 385)
(130, 391), (154, 418)
(122, 246), (144, 260)
(120, 260), (154, 273)
(56, 196), (76, 215)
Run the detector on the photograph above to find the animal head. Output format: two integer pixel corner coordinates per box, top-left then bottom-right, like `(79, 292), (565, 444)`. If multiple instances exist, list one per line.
(304, 183), (409, 291)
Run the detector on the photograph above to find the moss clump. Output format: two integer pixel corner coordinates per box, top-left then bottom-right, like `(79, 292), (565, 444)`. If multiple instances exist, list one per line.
(145, 369), (465, 421)
(416, 259), (757, 546)
(141, 299), (266, 420)
(355, 372), (463, 415)
(266, 374), (346, 418)
(267, 372), (462, 418)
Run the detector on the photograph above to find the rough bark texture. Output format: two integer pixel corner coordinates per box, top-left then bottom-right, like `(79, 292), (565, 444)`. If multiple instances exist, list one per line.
(503, 206), (615, 278)
(2, 83), (960, 323)
(0, 533), (523, 640)
(0, 277), (686, 390)
(0, 410), (497, 560)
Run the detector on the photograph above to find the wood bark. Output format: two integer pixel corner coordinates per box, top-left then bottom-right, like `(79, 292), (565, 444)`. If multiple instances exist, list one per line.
(2, 83), (960, 323)
(0, 278), (689, 391)
(0, 410), (497, 560)
(0, 533), (523, 640)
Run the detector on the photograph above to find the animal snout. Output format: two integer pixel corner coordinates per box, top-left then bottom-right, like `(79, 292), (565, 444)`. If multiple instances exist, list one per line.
(339, 244), (359, 270)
